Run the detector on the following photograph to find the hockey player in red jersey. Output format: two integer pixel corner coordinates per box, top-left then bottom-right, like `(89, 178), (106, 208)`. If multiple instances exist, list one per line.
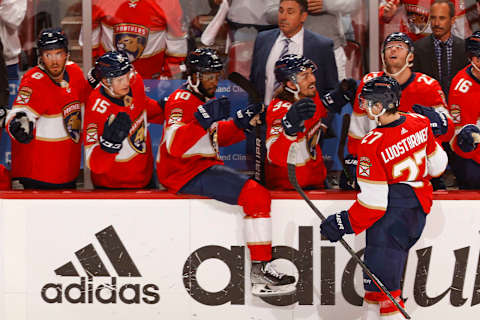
(81, 0), (187, 79)
(265, 54), (357, 190)
(157, 48), (296, 297)
(321, 76), (448, 319)
(5, 28), (90, 189)
(83, 51), (163, 189)
(448, 31), (480, 188)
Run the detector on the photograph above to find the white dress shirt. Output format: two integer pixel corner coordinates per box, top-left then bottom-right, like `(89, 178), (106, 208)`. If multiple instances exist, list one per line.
(264, 28), (304, 105)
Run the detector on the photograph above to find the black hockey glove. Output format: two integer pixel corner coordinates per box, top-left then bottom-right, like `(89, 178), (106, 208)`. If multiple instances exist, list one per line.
(9, 111), (34, 144)
(281, 98), (316, 136)
(457, 124), (480, 153)
(412, 104), (448, 137)
(194, 97), (231, 130)
(100, 112), (132, 153)
(233, 102), (263, 132)
(87, 66), (101, 89)
(320, 78), (358, 113)
(339, 155), (359, 190)
(320, 210), (354, 242)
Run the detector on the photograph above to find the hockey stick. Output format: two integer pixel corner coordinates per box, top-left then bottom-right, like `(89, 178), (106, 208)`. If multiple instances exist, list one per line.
(286, 144), (411, 319)
(337, 113), (354, 185)
(228, 72), (265, 183)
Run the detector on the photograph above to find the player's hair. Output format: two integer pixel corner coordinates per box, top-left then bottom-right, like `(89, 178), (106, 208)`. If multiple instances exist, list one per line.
(432, 0), (455, 18)
(279, 0), (307, 12)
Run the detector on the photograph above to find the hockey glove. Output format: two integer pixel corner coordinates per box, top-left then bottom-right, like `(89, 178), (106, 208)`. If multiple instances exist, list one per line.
(320, 78), (358, 113)
(87, 66), (101, 89)
(320, 210), (354, 242)
(9, 112), (34, 143)
(281, 98), (316, 136)
(412, 104), (448, 137)
(339, 155), (359, 190)
(100, 112), (132, 154)
(233, 102), (263, 132)
(194, 97), (231, 130)
(457, 124), (480, 153)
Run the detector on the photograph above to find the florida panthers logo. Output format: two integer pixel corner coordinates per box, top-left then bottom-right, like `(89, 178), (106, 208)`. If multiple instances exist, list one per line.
(358, 156), (372, 177)
(128, 114), (146, 154)
(209, 122), (220, 157)
(114, 23), (149, 61)
(63, 102), (82, 143)
(450, 104), (461, 124)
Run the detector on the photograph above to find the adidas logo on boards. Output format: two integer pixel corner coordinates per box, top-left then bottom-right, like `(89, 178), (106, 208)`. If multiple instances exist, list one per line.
(41, 225), (160, 304)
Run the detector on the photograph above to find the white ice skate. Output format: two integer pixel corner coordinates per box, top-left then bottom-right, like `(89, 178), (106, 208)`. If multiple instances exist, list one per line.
(250, 261), (296, 297)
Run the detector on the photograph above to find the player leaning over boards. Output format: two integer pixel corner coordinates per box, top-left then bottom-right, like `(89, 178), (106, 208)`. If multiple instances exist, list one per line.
(320, 76), (448, 319)
(157, 48), (296, 297)
(5, 28), (91, 189)
(83, 51), (164, 189)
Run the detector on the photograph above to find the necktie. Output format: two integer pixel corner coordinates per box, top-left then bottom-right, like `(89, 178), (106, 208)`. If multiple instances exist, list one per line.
(274, 38), (292, 91)
(440, 42), (449, 95)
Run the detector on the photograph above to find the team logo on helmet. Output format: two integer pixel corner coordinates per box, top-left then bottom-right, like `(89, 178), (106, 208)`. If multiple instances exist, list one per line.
(63, 102), (82, 143)
(114, 24), (149, 61)
(358, 156), (372, 177)
(128, 114), (147, 154)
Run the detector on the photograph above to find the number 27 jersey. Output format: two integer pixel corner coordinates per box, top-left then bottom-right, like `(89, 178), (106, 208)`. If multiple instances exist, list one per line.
(347, 113), (448, 234)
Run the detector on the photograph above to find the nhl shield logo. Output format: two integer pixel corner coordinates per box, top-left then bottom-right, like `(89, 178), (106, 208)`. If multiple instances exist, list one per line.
(128, 114), (146, 154)
(114, 23), (149, 61)
(63, 102), (82, 143)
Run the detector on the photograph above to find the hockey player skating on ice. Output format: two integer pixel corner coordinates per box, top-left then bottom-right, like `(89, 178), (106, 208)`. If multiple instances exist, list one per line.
(83, 51), (164, 188)
(5, 28), (91, 189)
(157, 48), (296, 297)
(320, 76), (448, 319)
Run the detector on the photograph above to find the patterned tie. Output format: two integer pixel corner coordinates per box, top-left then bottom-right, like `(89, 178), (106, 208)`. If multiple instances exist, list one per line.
(274, 38), (292, 91)
(440, 42), (449, 95)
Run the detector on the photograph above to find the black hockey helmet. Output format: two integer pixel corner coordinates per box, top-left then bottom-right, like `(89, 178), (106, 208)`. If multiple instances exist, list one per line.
(360, 76), (401, 112)
(94, 51), (132, 79)
(37, 28), (69, 53)
(382, 32), (414, 53)
(185, 48), (223, 75)
(274, 54), (317, 84)
(466, 31), (480, 58)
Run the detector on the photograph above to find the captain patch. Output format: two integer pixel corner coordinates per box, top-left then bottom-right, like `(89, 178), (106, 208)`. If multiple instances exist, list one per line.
(358, 156), (372, 177)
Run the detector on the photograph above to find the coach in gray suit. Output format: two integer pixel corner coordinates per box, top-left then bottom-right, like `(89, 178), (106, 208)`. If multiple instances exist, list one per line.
(250, 0), (338, 105)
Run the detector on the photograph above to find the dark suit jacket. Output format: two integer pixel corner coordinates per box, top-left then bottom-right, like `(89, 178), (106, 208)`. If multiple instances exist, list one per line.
(413, 34), (468, 95)
(250, 28), (338, 101)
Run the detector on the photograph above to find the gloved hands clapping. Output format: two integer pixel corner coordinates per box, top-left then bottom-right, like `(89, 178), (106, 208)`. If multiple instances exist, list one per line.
(321, 78), (358, 113)
(281, 98), (316, 136)
(194, 97), (231, 130)
(320, 210), (354, 242)
(100, 112), (132, 153)
(412, 104), (448, 137)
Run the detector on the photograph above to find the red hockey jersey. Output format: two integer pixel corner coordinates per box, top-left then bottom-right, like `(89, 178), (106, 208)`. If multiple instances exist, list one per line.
(448, 65), (480, 131)
(348, 113), (448, 234)
(157, 86), (245, 192)
(265, 95), (328, 189)
(84, 73), (163, 188)
(6, 62), (90, 185)
(85, 0), (187, 79)
(348, 71), (449, 156)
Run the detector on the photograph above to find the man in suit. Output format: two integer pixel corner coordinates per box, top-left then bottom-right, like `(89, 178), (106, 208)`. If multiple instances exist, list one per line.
(250, 0), (338, 105)
(413, 0), (468, 98)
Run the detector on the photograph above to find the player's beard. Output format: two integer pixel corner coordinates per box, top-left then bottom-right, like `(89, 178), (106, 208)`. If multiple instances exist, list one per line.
(199, 82), (217, 98)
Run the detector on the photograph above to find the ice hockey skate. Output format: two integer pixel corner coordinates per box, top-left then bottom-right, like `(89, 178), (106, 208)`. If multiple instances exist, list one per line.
(250, 261), (296, 297)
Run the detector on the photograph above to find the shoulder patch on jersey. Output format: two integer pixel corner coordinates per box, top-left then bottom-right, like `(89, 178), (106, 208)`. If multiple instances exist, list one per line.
(270, 118), (283, 135)
(16, 87), (33, 105)
(63, 101), (82, 143)
(358, 156), (372, 177)
(114, 23), (149, 61)
(168, 107), (183, 125)
(450, 104), (461, 124)
(128, 114), (146, 154)
(86, 123), (98, 143)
